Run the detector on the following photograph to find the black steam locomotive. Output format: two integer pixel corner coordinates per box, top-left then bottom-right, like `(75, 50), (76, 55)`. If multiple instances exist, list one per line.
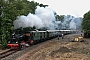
(8, 29), (72, 50)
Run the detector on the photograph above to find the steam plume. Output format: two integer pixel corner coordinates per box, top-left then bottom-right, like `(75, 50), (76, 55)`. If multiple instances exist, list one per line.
(13, 6), (82, 30)
(13, 6), (56, 29)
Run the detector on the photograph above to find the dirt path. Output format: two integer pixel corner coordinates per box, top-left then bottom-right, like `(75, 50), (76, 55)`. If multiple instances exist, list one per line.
(16, 33), (90, 60)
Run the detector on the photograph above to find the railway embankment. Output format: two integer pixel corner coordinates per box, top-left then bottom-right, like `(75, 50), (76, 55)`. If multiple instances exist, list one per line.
(1, 33), (90, 60)
(16, 33), (90, 60)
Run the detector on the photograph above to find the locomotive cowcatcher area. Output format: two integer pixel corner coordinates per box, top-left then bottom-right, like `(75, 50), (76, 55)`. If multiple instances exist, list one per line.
(16, 33), (90, 60)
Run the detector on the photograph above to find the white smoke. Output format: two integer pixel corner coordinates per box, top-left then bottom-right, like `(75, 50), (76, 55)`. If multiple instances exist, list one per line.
(35, 6), (56, 29)
(70, 19), (76, 30)
(13, 6), (82, 30)
(73, 17), (82, 30)
(61, 15), (72, 29)
(13, 6), (56, 30)
(58, 15), (82, 30)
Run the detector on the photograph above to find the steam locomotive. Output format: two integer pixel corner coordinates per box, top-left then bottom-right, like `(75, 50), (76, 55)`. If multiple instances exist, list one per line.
(8, 30), (73, 50)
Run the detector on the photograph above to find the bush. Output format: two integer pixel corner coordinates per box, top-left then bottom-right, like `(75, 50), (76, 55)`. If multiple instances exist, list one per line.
(1, 44), (7, 50)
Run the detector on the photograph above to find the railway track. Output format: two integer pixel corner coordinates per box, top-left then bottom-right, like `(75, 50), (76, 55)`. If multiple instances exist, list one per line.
(0, 49), (17, 59)
(0, 33), (78, 60)
(0, 38), (54, 60)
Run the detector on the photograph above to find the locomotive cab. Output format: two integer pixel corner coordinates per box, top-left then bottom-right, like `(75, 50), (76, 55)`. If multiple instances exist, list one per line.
(24, 32), (34, 45)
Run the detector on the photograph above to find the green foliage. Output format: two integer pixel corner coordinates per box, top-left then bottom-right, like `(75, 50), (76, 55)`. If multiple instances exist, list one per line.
(82, 20), (90, 33)
(56, 15), (64, 22)
(82, 10), (90, 33)
(83, 10), (90, 21)
(1, 36), (8, 49)
(0, 0), (48, 49)
(82, 10), (90, 37)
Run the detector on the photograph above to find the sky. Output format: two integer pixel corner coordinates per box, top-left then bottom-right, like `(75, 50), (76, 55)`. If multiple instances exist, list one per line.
(28, 0), (90, 18)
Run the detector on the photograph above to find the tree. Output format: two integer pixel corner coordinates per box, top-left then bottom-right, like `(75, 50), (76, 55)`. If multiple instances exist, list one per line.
(56, 15), (64, 22)
(82, 10), (90, 37)
(83, 10), (90, 20)
(0, 0), (48, 49)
